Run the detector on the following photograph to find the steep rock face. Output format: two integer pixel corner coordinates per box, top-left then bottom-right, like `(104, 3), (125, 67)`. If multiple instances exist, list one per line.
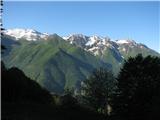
(64, 34), (159, 58)
(63, 34), (89, 48)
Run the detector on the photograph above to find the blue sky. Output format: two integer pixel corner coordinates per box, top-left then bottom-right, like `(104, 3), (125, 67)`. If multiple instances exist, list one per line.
(3, 1), (160, 53)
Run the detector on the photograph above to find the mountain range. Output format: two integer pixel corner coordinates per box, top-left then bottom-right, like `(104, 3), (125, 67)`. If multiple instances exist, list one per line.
(2, 28), (160, 93)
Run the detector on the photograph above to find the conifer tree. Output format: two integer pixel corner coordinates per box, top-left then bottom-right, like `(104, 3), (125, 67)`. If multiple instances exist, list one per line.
(81, 68), (116, 115)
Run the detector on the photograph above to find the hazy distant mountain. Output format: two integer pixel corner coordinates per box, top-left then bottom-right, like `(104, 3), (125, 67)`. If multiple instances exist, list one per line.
(2, 28), (159, 93)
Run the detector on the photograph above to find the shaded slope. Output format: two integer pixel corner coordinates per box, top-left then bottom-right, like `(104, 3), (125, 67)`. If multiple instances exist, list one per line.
(1, 62), (53, 104)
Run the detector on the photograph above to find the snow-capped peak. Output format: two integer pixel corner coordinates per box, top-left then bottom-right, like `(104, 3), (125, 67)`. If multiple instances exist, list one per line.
(3, 28), (155, 61)
(63, 34), (88, 40)
(4, 28), (49, 41)
(62, 34), (89, 47)
(85, 36), (100, 46)
(90, 35), (101, 40)
(115, 39), (136, 44)
(3, 29), (151, 57)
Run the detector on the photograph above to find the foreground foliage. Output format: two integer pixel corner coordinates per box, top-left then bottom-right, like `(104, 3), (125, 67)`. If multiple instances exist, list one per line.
(81, 68), (116, 115)
(1, 61), (53, 104)
(1, 62), (106, 120)
(2, 54), (160, 120)
(112, 54), (160, 120)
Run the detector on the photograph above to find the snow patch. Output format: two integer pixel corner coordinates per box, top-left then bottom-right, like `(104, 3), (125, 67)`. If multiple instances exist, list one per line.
(116, 39), (131, 44)
(4, 28), (49, 41)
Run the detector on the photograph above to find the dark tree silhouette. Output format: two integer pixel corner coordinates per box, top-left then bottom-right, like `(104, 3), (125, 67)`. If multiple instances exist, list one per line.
(1, 62), (53, 104)
(1, 44), (6, 49)
(112, 54), (160, 120)
(1, 44), (6, 54)
(0, 0), (4, 36)
(81, 68), (116, 115)
(2, 62), (107, 120)
(60, 94), (78, 108)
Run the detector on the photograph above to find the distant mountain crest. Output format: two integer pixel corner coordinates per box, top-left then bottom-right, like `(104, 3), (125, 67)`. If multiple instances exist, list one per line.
(4, 28), (49, 41)
(3, 29), (138, 45)
(62, 34), (147, 56)
(3, 28), (159, 57)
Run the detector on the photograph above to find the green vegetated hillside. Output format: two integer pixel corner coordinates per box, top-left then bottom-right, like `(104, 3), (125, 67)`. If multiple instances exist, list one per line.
(2, 35), (111, 93)
(98, 47), (124, 74)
